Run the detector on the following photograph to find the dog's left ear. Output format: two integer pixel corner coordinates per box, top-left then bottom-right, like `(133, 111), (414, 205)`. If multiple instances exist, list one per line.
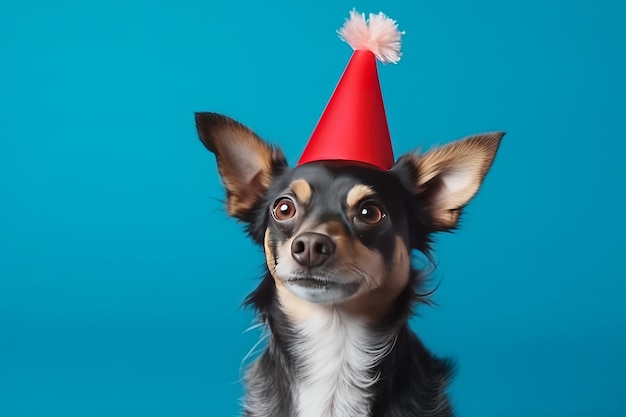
(392, 132), (504, 231)
(195, 112), (288, 221)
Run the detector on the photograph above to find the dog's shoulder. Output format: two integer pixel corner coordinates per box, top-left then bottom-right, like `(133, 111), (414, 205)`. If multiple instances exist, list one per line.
(372, 325), (455, 417)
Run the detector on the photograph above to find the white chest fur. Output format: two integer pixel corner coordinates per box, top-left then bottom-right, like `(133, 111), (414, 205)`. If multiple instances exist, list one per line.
(290, 310), (395, 417)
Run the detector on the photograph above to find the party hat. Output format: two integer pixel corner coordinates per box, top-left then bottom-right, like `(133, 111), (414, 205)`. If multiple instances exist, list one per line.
(298, 10), (403, 170)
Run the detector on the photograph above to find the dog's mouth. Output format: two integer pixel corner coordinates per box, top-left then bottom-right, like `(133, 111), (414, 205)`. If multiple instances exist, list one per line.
(286, 276), (359, 291)
(282, 273), (361, 304)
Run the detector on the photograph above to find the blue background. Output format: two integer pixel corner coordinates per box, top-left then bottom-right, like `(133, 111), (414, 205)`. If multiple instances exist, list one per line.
(1, 0), (625, 416)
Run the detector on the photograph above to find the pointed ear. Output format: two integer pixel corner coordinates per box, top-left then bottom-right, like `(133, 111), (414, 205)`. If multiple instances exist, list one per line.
(393, 132), (504, 231)
(195, 112), (288, 220)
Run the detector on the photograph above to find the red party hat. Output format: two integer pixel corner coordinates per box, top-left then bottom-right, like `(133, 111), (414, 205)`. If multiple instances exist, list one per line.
(298, 10), (404, 170)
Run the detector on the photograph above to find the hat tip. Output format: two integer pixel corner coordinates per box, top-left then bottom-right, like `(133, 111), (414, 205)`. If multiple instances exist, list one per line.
(338, 9), (404, 64)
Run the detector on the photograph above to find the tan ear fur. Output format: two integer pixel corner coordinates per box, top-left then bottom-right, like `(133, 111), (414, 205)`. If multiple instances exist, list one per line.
(195, 112), (287, 219)
(412, 132), (504, 230)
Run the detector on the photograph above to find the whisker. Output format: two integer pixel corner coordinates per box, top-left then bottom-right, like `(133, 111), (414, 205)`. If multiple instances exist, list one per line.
(238, 326), (270, 382)
(243, 320), (265, 334)
(348, 263), (377, 289)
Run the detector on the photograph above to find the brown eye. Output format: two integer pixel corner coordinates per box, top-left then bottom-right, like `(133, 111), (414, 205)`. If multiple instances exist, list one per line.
(273, 198), (297, 221)
(358, 201), (386, 225)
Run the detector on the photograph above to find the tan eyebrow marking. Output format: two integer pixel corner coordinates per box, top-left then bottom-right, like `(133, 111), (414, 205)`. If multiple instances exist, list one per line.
(289, 179), (313, 204)
(346, 184), (375, 208)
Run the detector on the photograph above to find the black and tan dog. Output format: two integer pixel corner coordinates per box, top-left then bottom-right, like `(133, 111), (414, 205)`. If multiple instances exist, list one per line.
(195, 112), (503, 417)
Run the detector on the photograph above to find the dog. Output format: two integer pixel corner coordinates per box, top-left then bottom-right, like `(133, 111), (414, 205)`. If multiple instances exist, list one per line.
(195, 112), (503, 417)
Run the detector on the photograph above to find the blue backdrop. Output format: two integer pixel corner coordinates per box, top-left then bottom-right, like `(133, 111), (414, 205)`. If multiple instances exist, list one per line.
(1, 1), (625, 416)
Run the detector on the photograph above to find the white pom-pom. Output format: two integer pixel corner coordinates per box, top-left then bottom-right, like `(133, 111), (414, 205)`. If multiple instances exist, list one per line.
(337, 9), (404, 64)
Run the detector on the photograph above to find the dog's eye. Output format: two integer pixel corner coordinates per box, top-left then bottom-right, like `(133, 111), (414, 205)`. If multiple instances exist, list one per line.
(357, 201), (386, 225)
(273, 198), (297, 221)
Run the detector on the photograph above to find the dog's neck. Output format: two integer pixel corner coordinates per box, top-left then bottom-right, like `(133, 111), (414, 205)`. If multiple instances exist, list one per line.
(288, 306), (398, 417)
(244, 284), (401, 417)
(242, 273), (454, 417)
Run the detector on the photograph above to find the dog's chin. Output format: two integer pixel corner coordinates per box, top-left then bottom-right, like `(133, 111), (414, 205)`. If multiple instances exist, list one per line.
(280, 272), (361, 305)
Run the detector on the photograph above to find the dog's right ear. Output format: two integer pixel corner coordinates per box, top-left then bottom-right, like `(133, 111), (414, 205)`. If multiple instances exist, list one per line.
(195, 112), (288, 221)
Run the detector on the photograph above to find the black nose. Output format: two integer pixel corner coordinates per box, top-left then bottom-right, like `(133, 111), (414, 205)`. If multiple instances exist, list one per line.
(291, 232), (336, 268)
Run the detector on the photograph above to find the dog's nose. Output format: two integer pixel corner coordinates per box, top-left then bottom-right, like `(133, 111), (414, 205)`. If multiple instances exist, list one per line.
(291, 232), (336, 268)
